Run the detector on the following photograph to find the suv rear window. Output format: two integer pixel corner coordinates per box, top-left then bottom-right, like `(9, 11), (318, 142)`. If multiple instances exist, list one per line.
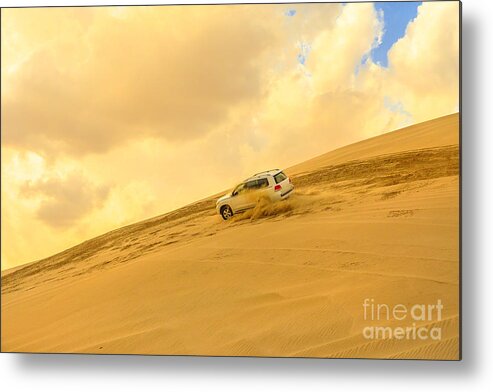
(274, 171), (287, 184)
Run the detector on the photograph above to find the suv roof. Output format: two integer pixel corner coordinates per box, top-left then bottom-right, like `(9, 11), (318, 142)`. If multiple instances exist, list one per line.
(241, 169), (283, 184)
(252, 169), (282, 177)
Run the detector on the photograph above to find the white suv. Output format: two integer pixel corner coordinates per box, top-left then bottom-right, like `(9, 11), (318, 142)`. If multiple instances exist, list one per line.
(216, 169), (294, 220)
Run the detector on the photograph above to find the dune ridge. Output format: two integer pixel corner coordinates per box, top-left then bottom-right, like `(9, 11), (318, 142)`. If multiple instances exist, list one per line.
(1, 113), (460, 359)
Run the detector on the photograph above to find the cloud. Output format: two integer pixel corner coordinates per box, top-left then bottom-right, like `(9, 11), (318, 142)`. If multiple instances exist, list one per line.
(353, 1), (459, 127)
(1, 6), (285, 156)
(307, 2), (383, 93)
(20, 172), (110, 228)
(385, 1), (459, 122)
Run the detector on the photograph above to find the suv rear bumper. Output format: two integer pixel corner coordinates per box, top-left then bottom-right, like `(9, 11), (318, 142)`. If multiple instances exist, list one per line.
(281, 186), (294, 198)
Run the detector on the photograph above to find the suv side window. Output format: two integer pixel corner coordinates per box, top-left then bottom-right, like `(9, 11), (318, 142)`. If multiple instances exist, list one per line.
(257, 178), (269, 188)
(245, 180), (258, 190)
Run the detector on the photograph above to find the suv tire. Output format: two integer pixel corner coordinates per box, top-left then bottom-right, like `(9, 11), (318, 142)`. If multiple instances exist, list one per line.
(220, 205), (233, 220)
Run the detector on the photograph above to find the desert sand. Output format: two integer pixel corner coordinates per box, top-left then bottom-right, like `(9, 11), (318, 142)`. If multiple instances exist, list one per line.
(1, 113), (460, 359)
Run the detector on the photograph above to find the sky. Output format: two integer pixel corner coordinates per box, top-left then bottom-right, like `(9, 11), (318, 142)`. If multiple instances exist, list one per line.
(1, 2), (460, 270)
(372, 1), (421, 67)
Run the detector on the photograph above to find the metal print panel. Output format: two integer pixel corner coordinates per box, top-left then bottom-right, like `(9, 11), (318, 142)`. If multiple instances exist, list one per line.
(1, 1), (461, 360)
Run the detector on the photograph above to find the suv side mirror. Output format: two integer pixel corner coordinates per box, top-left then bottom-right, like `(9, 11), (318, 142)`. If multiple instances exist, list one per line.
(232, 191), (237, 197)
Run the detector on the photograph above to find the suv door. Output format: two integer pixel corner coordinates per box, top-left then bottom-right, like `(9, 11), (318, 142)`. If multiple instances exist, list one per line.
(231, 179), (270, 212)
(241, 180), (261, 210)
(243, 179), (271, 209)
(230, 182), (250, 212)
(255, 178), (270, 201)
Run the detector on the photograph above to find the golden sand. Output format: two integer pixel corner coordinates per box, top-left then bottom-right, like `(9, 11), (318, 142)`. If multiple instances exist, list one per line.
(1, 113), (460, 359)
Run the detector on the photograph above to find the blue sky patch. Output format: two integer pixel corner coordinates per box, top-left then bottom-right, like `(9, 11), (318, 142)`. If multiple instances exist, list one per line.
(285, 9), (296, 17)
(297, 42), (311, 66)
(371, 2), (421, 67)
(384, 96), (413, 125)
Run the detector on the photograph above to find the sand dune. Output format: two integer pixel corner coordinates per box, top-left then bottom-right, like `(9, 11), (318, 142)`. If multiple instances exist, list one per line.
(1, 113), (460, 359)
(288, 113), (459, 175)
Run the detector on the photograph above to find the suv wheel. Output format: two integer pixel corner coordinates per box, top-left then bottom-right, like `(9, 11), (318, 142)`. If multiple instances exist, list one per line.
(220, 205), (233, 220)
